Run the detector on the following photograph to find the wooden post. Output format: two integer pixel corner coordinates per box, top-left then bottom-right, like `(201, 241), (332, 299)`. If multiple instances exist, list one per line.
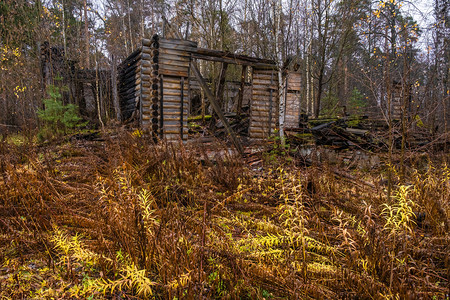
(191, 61), (244, 155)
(111, 55), (121, 121)
(159, 75), (164, 139)
(268, 71), (274, 136)
(180, 77), (184, 139)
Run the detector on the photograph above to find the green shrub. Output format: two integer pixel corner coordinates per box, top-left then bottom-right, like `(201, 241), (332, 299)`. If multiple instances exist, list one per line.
(37, 85), (84, 141)
(348, 87), (367, 116)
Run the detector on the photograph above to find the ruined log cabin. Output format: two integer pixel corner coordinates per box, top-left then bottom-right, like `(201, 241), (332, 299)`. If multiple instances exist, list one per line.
(118, 35), (304, 141)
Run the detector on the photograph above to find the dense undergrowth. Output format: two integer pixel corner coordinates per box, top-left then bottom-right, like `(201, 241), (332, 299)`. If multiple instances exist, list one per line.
(0, 130), (448, 299)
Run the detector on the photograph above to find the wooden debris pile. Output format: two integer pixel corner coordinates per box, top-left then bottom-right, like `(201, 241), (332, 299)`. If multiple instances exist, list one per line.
(285, 117), (442, 151)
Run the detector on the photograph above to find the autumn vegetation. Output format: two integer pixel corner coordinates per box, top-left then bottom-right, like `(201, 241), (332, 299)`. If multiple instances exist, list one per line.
(0, 131), (448, 299)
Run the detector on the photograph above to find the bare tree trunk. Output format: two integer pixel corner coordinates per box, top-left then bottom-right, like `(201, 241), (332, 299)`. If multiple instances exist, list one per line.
(62, 0), (67, 59)
(140, 0), (144, 39)
(111, 55), (121, 121)
(95, 55), (104, 129)
(84, 0), (89, 68)
(127, 0), (133, 48)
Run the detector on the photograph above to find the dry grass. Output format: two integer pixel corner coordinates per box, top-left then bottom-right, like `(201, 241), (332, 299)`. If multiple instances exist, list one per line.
(0, 130), (448, 299)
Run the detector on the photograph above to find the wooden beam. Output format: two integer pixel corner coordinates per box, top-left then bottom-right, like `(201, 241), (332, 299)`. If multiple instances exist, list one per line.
(194, 48), (275, 66)
(191, 61), (244, 155)
(192, 53), (275, 69)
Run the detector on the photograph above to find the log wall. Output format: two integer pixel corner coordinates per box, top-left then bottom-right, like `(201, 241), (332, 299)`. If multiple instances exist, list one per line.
(249, 69), (279, 139)
(118, 35), (197, 141)
(285, 72), (302, 128)
(118, 48), (142, 121)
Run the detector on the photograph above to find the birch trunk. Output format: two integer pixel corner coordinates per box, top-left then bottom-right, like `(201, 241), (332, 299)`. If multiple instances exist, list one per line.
(274, 0), (285, 142)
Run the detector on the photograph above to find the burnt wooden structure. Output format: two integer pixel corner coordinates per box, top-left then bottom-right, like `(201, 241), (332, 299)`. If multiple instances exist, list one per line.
(118, 36), (304, 143)
(40, 42), (113, 122)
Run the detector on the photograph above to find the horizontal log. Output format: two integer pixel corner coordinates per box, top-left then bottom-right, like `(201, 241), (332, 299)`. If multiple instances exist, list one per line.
(158, 64), (189, 73)
(253, 72), (276, 78)
(252, 77), (277, 85)
(142, 39), (159, 48)
(119, 78), (138, 90)
(253, 68), (278, 74)
(251, 107), (273, 114)
(159, 52), (191, 62)
(161, 81), (189, 90)
(120, 64), (140, 79)
(194, 47), (275, 66)
(141, 68), (159, 77)
(249, 126), (276, 132)
(248, 128), (273, 133)
(162, 103), (189, 110)
(141, 61), (160, 69)
(159, 38), (197, 48)
(120, 48), (142, 65)
(252, 90), (278, 97)
(141, 46), (159, 56)
(159, 58), (190, 68)
(159, 69), (189, 77)
(161, 76), (187, 84)
(193, 53), (274, 69)
(252, 84), (278, 90)
(159, 47), (192, 57)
